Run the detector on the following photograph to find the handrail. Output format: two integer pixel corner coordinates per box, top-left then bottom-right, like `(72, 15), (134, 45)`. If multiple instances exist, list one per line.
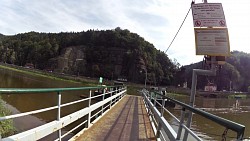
(0, 85), (127, 141)
(0, 85), (122, 94)
(153, 91), (245, 139)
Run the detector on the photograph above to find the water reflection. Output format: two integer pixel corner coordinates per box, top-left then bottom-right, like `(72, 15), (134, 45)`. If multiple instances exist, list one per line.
(0, 68), (85, 140)
(167, 96), (250, 140)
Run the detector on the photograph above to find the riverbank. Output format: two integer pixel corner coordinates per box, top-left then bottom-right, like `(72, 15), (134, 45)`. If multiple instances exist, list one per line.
(0, 99), (16, 137)
(0, 63), (100, 86)
(0, 63), (143, 95)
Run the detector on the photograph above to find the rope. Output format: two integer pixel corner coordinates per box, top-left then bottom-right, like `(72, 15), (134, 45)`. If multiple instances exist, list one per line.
(165, 1), (195, 53)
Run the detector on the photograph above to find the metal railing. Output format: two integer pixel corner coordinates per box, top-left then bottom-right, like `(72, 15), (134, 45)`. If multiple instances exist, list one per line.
(141, 89), (245, 141)
(0, 85), (126, 141)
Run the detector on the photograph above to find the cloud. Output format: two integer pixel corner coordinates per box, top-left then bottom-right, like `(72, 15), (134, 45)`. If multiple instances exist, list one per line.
(1, 0), (250, 65)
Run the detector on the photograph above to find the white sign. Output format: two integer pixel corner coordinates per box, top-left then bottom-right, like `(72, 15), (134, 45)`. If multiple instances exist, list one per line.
(195, 28), (230, 56)
(192, 3), (226, 27)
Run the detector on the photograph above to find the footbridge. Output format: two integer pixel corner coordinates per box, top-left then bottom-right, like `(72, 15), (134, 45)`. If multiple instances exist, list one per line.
(0, 86), (245, 141)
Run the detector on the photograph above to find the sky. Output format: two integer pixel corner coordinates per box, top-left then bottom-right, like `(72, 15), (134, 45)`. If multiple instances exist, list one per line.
(1, 0), (250, 65)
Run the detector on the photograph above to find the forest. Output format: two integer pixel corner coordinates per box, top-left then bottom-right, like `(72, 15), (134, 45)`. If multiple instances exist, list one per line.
(183, 51), (250, 92)
(0, 28), (250, 92)
(0, 28), (179, 85)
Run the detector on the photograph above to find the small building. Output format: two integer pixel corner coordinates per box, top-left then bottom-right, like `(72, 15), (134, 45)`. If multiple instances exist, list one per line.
(204, 83), (217, 92)
(24, 63), (34, 69)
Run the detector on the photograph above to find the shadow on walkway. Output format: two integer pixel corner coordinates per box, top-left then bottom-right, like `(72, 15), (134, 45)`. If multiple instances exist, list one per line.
(74, 95), (156, 141)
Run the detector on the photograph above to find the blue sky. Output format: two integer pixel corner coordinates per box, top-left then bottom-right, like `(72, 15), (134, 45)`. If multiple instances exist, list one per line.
(1, 0), (250, 65)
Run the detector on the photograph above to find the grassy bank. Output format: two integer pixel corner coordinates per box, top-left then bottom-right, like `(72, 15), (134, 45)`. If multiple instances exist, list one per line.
(0, 99), (16, 137)
(0, 63), (145, 95)
(0, 63), (99, 86)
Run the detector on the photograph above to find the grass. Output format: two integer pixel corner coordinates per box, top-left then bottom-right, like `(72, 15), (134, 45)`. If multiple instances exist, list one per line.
(228, 94), (247, 99)
(166, 93), (189, 98)
(0, 99), (16, 137)
(0, 64), (98, 86)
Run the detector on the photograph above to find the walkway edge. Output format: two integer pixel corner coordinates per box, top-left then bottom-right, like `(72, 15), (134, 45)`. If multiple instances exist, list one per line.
(69, 95), (126, 141)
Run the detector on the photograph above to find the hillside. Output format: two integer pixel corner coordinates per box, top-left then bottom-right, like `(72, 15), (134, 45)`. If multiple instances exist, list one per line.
(183, 51), (250, 92)
(0, 28), (179, 85)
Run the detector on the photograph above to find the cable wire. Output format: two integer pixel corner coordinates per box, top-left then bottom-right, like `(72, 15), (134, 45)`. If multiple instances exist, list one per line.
(165, 1), (194, 53)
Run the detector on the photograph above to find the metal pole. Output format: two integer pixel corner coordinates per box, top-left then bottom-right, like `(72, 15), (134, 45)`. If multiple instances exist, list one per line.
(161, 99), (165, 117)
(145, 69), (147, 88)
(87, 90), (92, 128)
(102, 88), (105, 115)
(57, 92), (62, 141)
(183, 57), (216, 141)
(176, 108), (186, 140)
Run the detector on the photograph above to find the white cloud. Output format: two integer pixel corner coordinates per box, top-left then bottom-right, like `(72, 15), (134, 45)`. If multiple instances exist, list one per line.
(1, 0), (250, 65)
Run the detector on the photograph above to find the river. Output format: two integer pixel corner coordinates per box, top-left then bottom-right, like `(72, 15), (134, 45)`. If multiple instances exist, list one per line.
(0, 68), (86, 140)
(169, 95), (250, 140)
(0, 68), (249, 140)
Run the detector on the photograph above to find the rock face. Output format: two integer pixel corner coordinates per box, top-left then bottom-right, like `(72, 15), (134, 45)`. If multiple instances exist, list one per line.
(51, 45), (147, 82)
(50, 46), (86, 74)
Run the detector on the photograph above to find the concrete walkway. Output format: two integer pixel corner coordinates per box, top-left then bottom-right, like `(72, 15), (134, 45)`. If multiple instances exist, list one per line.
(72, 95), (156, 141)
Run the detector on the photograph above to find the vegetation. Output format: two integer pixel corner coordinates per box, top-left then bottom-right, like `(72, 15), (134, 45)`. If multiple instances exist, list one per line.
(1, 28), (250, 92)
(0, 27), (179, 86)
(0, 99), (16, 137)
(183, 51), (250, 92)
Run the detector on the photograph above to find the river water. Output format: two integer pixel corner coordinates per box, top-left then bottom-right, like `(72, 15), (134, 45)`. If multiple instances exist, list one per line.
(0, 68), (87, 140)
(169, 95), (250, 140)
(0, 68), (249, 140)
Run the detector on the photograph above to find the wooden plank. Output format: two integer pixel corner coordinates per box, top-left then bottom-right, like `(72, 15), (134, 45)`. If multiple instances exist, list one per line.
(72, 95), (156, 141)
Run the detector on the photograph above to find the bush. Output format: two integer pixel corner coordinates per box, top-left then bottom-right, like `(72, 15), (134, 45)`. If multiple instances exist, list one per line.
(0, 99), (16, 137)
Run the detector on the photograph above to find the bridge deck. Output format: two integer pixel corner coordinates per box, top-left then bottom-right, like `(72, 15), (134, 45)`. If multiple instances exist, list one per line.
(72, 95), (156, 141)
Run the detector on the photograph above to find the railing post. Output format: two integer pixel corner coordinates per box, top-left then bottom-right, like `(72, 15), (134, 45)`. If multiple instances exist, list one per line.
(161, 99), (165, 116)
(156, 122), (162, 138)
(176, 107), (186, 140)
(100, 88), (104, 116)
(57, 91), (62, 141)
(87, 90), (92, 128)
(150, 91), (153, 100)
(154, 93), (157, 106)
(110, 88), (112, 109)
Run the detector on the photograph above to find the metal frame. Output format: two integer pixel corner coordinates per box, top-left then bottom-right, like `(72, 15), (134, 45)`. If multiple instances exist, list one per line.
(141, 89), (245, 141)
(0, 85), (126, 141)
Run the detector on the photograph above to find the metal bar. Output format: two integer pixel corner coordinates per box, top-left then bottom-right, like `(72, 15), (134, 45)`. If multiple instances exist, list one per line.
(59, 120), (87, 140)
(1, 87), (126, 141)
(182, 124), (202, 141)
(61, 97), (89, 108)
(176, 108), (186, 140)
(87, 90), (92, 128)
(3, 90), (125, 141)
(183, 56), (216, 141)
(147, 90), (245, 140)
(0, 86), (115, 94)
(161, 99), (165, 117)
(0, 105), (58, 121)
(57, 92), (62, 141)
(143, 92), (177, 140)
(109, 88), (112, 109)
(162, 106), (180, 123)
(101, 89), (105, 115)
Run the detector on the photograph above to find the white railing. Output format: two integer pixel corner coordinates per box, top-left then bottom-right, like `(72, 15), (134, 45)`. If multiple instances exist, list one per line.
(141, 89), (245, 141)
(0, 86), (126, 141)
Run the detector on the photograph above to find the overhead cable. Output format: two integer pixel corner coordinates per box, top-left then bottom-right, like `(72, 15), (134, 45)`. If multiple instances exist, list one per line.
(165, 1), (195, 53)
